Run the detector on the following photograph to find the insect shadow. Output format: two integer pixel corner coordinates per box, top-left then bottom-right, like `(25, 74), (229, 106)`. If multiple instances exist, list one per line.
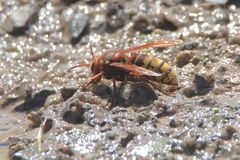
(92, 82), (157, 107)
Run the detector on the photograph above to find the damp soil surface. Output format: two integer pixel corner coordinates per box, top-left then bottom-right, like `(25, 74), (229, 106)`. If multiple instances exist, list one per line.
(1, 0), (240, 159)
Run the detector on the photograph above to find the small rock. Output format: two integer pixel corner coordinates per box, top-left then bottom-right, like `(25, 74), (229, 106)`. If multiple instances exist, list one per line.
(212, 8), (229, 24)
(61, 99), (87, 124)
(91, 15), (106, 32)
(42, 118), (53, 134)
(227, 0), (240, 7)
(58, 146), (74, 156)
(197, 119), (204, 128)
(92, 84), (112, 100)
(61, 0), (79, 5)
(221, 125), (237, 140)
(169, 119), (179, 128)
(85, 0), (102, 5)
(205, 0), (228, 5)
(229, 35), (240, 46)
(60, 87), (78, 101)
(105, 1), (128, 32)
(176, 51), (194, 68)
(152, 103), (176, 117)
(181, 42), (199, 50)
(119, 82), (157, 106)
(234, 55), (240, 64)
(7, 138), (32, 156)
(182, 87), (196, 98)
(136, 113), (149, 125)
(106, 131), (117, 140)
(217, 65), (227, 73)
(191, 56), (201, 65)
(27, 112), (42, 128)
(181, 136), (197, 155)
(25, 50), (51, 62)
(84, 108), (109, 126)
(8, 143), (25, 157)
(193, 74), (214, 95)
(14, 89), (55, 112)
(132, 14), (154, 34)
(180, 0), (193, 4)
(68, 12), (89, 44)
(152, 14), (178, 31)
(120, 131), (136, 148)
(3, 4), (39, 35)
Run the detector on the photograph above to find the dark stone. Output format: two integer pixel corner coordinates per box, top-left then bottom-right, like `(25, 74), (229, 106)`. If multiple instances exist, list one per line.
(221, 125), (237, 140)
(105, 1), (128, 32)
(120, 131), (136, 148)
(152, 15), (178, 31)
(181, 136), (197, 155)
(69, 12), (89, 44)
(14, 89), (55, 112)
(61, 0), (79, 5)
(181, 42), (199, 50)
(194, 74), (214, 95)
(58, 146), (74, 156)
(118, 82), (157, 106)
(169, 119), (178, 128)
(61, 99), (87, 124)
(234, 55), (240, 64)
(227, 0), (240, 7)
(132, 15), (154, 34)
(60, 87), (78, 101)
(92, 84), (112, 100)
(2, 4), (39, 36)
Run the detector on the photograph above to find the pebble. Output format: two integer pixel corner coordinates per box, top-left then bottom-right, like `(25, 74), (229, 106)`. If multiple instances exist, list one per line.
(58, 146), (74, 156)
(229, 35), (240, 46)
(3, 4), (39, 35)
(132, 14), (154, 34)
(106, 1), (128, 32)
(14, 89), (55, 112)
(212, 7), (229, 24)
(42, 118), (53, 134)
(152, 14), (178, 31)
(60, 87), (78, 101)
(176, 51), (194, 68)
(61, 99), (86, 124)
(169, 119), (178, 128)
(234, 55), (240, 64)
(194, 74), (214, 91)
(120, 131), (136, 148)
(25, 50), (51, 62)
(119, 82), (157, 106)
(68, 12), (89, 43)
(91, 84), (112, 101)
(181, 136), (197, 154)
(27, 112), (42, 128)
(62, 0), (79, 5)
(181, 42), (199, 50)
(221, 125), (237, 140)
(205, 0), (228, 5)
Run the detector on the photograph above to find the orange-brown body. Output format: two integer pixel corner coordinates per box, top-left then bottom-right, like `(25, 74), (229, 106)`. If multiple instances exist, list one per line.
(69, 40), (182, 92)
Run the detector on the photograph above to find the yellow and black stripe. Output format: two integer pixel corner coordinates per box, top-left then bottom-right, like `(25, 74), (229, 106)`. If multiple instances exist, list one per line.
(132, 54), (178, 85)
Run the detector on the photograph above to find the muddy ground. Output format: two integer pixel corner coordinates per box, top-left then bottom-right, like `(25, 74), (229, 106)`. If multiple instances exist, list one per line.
(0, 0), (240, 159)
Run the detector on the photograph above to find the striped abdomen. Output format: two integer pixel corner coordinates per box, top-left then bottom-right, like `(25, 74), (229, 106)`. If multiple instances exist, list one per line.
(131, 54), (178, 85)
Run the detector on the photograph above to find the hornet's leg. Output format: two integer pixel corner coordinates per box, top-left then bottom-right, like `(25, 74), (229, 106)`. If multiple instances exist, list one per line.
(110, 77), (118, 106)
(81, 72), (103, 89)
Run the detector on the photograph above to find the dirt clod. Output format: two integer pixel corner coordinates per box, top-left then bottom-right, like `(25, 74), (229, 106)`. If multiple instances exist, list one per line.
(221, 125), (237, 140)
